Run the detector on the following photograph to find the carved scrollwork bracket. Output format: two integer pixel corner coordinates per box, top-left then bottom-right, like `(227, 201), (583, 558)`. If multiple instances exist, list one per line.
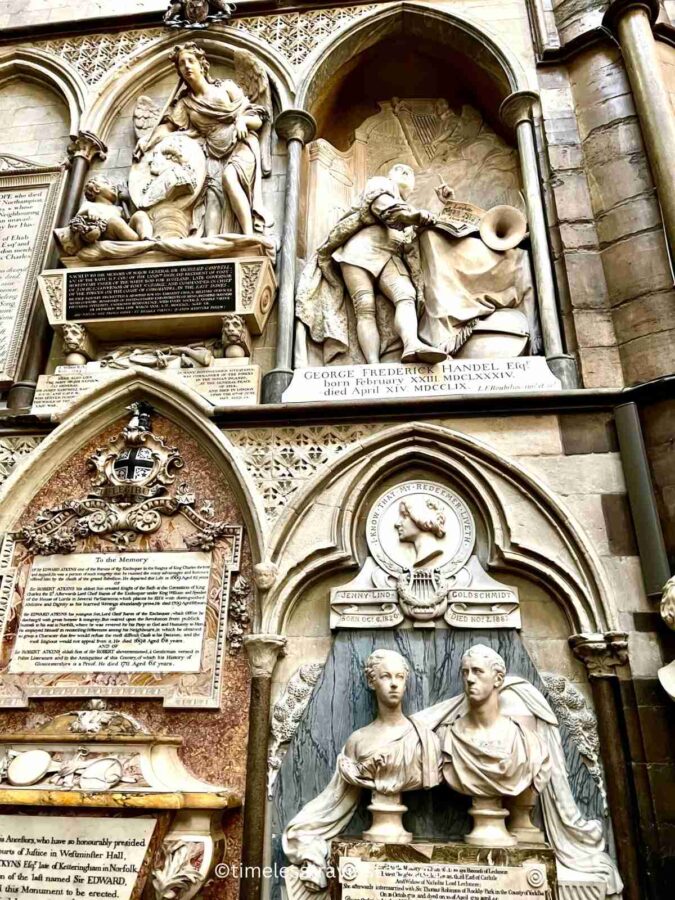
(569, 631), (630, 679)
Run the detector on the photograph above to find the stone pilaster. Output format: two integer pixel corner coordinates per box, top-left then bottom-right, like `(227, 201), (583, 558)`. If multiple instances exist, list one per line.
(571, 630), (641, 900)
(603, 0), (675, 262)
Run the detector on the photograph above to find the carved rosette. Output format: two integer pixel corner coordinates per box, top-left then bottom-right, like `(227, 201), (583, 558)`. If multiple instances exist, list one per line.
(569, 631), (629, 679)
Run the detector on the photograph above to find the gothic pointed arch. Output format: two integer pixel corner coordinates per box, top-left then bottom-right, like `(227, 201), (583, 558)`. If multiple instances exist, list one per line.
(81, 28), (296, 143)
(0, 371), (267, 570)
(295, 0), (533, 123)
(0, 48), (86, 135)
(262, 422), (616, 636)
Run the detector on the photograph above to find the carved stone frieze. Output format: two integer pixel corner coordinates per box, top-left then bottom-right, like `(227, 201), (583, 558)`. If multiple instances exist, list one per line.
(541, 673), (607, 813)
(0, 436), (43, 488)
(268, 663), (323, 797)
(37, 4), (378, 88)
(228, 424), (372, 522)
(569, 631), (630, 679)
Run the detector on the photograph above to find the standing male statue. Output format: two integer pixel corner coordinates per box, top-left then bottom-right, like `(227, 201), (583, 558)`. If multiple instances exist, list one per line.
(296, 165), (447, 366)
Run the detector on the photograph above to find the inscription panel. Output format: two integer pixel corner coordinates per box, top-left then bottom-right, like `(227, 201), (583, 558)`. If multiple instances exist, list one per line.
(9, 552), (211, 673)
(66, 262), (236, 320)
(283, 359), (562, 402)
(0, 815), (156, 899)
(0, 170), (62, 382)
(338, 857), (549, 900)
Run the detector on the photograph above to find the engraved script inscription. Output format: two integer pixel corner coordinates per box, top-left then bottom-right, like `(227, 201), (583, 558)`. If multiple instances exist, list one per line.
(338, 857), (549, 900)
(0, 187), (48, 375)
(9, 552), (211, 673)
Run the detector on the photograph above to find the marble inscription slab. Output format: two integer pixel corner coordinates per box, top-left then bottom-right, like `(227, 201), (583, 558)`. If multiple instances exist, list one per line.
(338, 856), (549, 900)
(65, 262), (236, 320)
(31, 362), (261, 417)
(282, 358), (562, 403)
(0, 814), (156, 898)
(9, 552), (210, 674)
(0, 167), (62, 384)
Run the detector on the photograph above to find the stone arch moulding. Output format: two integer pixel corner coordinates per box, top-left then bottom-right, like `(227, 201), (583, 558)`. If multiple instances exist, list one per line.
(262, 423), (616, 637)
(295, 1), (535, 117)
(81, 29), (296, 144)
(0, 48), (86, 136)
(0, 370), (267, 578)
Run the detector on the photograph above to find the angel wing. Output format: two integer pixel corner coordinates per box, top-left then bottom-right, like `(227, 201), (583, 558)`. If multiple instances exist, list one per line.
(234, 48), (273, 177)
(133, 95), (162, 142)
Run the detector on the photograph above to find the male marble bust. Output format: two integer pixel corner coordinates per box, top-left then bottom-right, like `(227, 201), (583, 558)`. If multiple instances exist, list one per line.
(440, 644), (551, 799)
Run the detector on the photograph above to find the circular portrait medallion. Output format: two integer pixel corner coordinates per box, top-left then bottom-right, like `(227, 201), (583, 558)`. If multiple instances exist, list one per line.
(366, 481), (475, 576)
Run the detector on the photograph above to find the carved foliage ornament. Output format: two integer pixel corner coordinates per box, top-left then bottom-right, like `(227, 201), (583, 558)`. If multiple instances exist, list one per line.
(16, 402), (233, 552)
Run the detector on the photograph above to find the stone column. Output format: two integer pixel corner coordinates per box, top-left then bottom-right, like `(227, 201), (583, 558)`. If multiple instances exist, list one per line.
(241, 633), (287, 900)
(60, 131), (108, 227)
(569, 631), (643, 900)
(500, 91), (578, 389)
(604, 0), (675, 261)
(262, 110), (316, 404)
(7, 130), (107, 411)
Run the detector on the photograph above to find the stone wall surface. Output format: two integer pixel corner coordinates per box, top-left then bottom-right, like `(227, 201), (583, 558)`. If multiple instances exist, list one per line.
(568, 46), (675, 386)
(0, 79), (70, 166)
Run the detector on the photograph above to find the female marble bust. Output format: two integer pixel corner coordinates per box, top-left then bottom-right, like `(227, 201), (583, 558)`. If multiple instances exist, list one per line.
(283, 649), (439, 891)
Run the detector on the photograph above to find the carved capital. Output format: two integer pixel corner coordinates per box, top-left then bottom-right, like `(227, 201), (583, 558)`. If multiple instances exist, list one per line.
(243, 633), (286, 678)
(275, 109), (317, 145)
(569, 631), (629, 679)
(603, 0), (659, 34)
(499, 91), (540, 130)
(67, 131), (107, 164)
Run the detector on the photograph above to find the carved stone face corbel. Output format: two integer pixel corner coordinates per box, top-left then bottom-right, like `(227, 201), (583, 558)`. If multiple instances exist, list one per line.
(60, 323), (97, 365)
(569, 631), (629, 679)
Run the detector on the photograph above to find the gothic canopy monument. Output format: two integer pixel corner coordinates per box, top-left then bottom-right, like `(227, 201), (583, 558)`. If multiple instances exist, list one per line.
(0, 1), (672, 900)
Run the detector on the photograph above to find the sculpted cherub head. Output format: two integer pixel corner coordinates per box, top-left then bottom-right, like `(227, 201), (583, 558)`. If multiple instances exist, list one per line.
(365, 649), (409, 710)
(83, 175), (119, 204)
(460, 645), (506, 706)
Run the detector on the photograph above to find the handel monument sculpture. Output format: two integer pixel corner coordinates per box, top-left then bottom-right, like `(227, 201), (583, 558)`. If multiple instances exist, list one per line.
(295, 159), (538, 367)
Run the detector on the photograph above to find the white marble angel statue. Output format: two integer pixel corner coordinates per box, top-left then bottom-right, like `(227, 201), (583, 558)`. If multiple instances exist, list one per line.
(134, 43), (272, 236)
(416, 645), (624, 897)
(283, 649), (440, 893)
